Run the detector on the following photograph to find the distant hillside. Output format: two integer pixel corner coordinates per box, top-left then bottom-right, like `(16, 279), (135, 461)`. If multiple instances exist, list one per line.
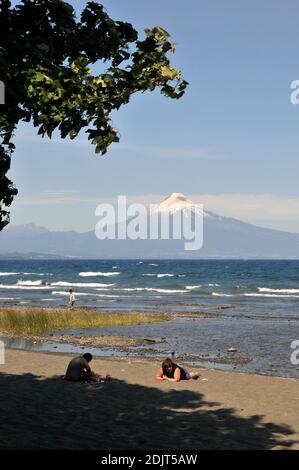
(1, 194), (299, 259)
(0, 252), (75, 260)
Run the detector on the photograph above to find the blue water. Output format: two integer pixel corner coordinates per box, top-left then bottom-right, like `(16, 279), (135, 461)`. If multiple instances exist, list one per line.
(0, 259), (299, 376)
(1, 259), (299, 311)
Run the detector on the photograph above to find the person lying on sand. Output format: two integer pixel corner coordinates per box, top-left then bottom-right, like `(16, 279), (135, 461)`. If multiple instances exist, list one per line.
(156, 358), (200, 382)
(64, 353), (99, 382)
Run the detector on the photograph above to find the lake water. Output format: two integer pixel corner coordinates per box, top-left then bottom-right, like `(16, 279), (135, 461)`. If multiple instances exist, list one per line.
(0, 259), (298, 377)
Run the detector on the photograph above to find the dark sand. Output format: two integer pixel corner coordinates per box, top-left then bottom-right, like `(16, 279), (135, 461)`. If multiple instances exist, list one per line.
(0, 349), (298, 449)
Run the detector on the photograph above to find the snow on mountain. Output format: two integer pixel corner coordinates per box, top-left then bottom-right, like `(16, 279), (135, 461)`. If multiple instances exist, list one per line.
(155, 192), (208, 217)
(1, 193), (299, 258)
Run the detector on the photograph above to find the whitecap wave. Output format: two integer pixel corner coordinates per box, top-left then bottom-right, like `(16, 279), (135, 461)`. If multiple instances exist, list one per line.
(0, 272), (19, 276)
(95, 294), (125, 298)
(0, 284), (50, 290)
(212, 292), (234, 297)
(157, 274), (174, 278)
(51, 281), (115, 288)
(245, 293), (299, 298)
(142, 273), (174, 278)
(258, 287), (299, 294)
(17, 280), (44, 286)
(119, 287), (188, 293)
(186, 283), (219, 289)
(22, 272), (52, 276)
(79, 272), (120, 277)
(152, 288), (188, 293)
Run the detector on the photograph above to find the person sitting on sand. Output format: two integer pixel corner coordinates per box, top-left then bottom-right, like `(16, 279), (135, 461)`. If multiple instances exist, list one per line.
(156, 357), (200, 382)
(64, 353), (98, 382)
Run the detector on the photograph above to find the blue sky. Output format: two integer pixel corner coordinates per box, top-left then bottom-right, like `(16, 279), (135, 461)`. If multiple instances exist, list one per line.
(7, 0), (299, 231)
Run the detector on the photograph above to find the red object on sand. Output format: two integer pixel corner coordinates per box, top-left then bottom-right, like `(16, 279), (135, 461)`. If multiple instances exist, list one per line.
(106, 374), (111, 382)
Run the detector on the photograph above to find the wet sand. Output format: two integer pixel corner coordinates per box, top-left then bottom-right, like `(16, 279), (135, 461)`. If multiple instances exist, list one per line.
(0, 348), (298, 450)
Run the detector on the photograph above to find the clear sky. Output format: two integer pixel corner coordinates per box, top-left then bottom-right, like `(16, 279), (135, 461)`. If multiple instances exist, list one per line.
(7, 0), (299, 232)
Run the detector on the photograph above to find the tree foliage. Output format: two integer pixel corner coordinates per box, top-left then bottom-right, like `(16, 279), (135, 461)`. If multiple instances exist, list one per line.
(0, 0), (188, 230)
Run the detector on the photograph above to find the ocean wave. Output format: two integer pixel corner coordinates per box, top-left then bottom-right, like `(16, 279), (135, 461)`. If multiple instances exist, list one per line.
(51, 281), (115, 288)
(22, 273), (52, 276)
(213, 291), (299, 299)
(186, 285), (203, 290)
(157, 274), (175, 278)
(186, 284), (219, 290)
(0, 272), (19, 276)
(17, 280), (45, 286)
(147, 288), (188, 293)
(149, 263), (158, 266)
(212, 292), (234, 297)
(79, 272), (120, 277)
(95, 294), (125, 298)
(104, 287), (145, 292)
(245, 293), (299, 298)
(52, 291), (126, 298)
(258, 287), (299, 294)
(0, 284), (51, 290)
(119, 287), (188, 293)
(142, 273), (174, 278)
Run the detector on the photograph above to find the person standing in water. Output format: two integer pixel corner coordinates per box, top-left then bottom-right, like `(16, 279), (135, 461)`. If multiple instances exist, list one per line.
(69, 289), (76, 309)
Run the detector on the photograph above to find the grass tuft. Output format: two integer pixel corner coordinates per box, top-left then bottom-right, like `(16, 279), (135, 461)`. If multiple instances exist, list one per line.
(0, 307), (167, 335)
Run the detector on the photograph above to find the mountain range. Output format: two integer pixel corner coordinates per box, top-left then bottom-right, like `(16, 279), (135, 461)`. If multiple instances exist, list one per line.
(1, 193), (299, 259)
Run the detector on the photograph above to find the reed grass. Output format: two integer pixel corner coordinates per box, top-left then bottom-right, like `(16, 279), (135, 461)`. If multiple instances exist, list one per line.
(0, 307), (167, 335)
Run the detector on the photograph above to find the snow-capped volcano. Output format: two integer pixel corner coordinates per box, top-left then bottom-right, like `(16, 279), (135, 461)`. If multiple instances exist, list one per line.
(2, 193), (299, 258)
(156, 192), (207, 216)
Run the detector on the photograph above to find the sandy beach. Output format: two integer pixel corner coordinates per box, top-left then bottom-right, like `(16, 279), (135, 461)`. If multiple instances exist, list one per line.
(0, 348), (298, 450)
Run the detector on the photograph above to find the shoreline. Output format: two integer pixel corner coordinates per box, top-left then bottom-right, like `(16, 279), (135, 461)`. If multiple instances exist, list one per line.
(0, 348), (298, 449)
(2, 340), (297, 380)
(3, 344), (297, 379)
(0, 305), (298, 379)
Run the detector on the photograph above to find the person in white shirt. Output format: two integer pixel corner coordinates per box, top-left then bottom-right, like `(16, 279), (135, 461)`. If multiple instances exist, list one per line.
(69, 289), (76, 309)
